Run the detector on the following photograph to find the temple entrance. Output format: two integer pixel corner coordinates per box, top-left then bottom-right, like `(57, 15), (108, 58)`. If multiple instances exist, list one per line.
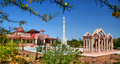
(37, 38), (41, 45)
(37, 36), (44, 45)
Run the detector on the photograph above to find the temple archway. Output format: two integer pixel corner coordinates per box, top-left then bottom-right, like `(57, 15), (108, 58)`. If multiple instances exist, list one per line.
(35, 33), (45, 44)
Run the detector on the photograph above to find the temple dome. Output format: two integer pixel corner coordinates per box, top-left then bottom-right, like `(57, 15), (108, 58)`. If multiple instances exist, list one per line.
(30, 29), (37, 32)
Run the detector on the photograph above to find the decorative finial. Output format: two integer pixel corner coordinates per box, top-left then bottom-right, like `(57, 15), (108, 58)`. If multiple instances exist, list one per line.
(63, 16), (65, 20)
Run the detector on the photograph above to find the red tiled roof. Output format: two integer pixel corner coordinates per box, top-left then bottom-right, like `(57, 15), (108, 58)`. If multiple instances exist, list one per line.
(30, 29), (37, 31)
(40, 29), (45, 32)
(8, 36), (33, 40)
(21, 36), (33, 40)
(14, 27), (18, 30)
(17, 26), (24, 32)
(8, 36), (19, 39)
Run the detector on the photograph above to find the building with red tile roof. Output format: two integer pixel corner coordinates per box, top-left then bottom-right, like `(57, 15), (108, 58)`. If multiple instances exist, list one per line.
(7, 25), (57, 45)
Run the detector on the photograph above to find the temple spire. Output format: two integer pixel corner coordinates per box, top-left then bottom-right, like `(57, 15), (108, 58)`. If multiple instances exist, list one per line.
(61, 16), (67, 45)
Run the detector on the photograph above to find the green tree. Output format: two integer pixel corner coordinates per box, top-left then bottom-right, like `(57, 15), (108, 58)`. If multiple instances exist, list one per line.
(114, 38), (120, 48)
(55, 36), (61, 44)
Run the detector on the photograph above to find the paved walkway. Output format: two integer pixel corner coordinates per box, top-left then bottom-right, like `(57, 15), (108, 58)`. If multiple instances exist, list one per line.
(18, 46), (120, 57)
(81, 50), (120, 57)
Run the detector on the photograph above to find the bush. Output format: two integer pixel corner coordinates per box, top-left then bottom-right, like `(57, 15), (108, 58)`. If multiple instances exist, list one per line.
(114, 46), (118, 49)
(39, 44), (82, 64)
(26, 54), (30, 57)
(0, 42), (18, 62)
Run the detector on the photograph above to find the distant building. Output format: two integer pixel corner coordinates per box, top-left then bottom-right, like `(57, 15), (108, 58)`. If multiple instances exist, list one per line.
(7, 25), (57, 45)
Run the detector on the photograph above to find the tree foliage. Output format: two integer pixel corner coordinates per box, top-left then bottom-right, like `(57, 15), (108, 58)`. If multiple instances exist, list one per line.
(67, 39), (83, 47)
(113, 38), (120, 48)
(95, 0), (120, 20)
(0, 0), (75, 23)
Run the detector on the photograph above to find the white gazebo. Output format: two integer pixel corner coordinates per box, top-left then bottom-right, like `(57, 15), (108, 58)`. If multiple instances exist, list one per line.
(83, 28), (114, 53)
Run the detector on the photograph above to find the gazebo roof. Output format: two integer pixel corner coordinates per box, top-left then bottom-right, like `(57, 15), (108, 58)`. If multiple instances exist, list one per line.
(107, 33), (113, 38)
(83, 32), (90, 36)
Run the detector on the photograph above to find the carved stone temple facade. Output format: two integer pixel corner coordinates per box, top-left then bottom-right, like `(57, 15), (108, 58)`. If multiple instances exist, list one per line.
(83, 28), (114, 53)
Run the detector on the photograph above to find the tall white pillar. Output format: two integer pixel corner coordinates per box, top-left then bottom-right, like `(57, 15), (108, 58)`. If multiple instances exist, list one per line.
(109, 42), (110, 50)
(96, 40), (97, 51)
(101, 40), (103, 51)
(104, 38), (105, 51)
(35, 39), (37, 44)
(86, 39), (88, 51)
(44, 39), (45, 43)
(98, 37), (100, 53)
(83, 37), (85, 52)
(111, 39), (113, 51)
(50, 40), (52, 44)
(89, 39), (90, 51)
(106, 38), (108, 51)
(91, 38), (94, 53)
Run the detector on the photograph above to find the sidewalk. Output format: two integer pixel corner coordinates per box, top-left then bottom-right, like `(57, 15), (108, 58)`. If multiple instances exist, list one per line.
(81, 50), (120, 57)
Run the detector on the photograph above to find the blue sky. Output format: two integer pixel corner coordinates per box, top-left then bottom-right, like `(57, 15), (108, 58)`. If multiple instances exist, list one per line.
(1, 0), (120, 41)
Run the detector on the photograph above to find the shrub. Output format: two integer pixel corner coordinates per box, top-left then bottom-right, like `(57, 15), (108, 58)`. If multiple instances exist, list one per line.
(39, 44), (82, 64)
(26, 54), (30, 57)
(114, 46), (118, 49)
(0, 42), (18, 62)
(92, 61), (95, 63)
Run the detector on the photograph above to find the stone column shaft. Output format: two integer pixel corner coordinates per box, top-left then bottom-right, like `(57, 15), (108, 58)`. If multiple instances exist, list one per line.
(89, 39), (90, 51)
(111, 39), (113, 51)
(83, 38), (85, 52)
(96, 41), (97, 51)
(104, 39), (105, 51)
(35, 39), (37, 44)
(44, 39), (45, 43)
(91, 38), (94, 53)
(106, 38), (108, 51)
(86, 39), (88, 51)
(98, 38), (100, 53)
(101, 40), (103, 50)
(109, 42), (110, 50)
(50, 40), (52, 44)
